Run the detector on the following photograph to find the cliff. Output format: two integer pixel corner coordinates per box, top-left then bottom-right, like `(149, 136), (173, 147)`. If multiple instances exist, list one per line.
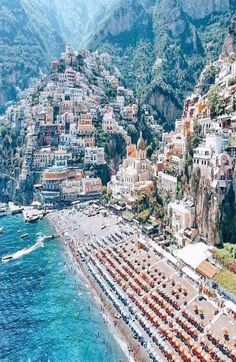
(223, 14), (236, 55)
(86, 0), (235, 128)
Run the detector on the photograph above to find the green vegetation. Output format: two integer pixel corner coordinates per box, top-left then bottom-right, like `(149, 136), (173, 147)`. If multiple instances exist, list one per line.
(213, 245), (236, 266)
(0, 126), (23, 173)
(220, 185), (236, 244)
(104, 133), (126, 163)
(213, 244), (236, 274)
(228, 76), (236, 86)
(207, 85), (226, 118)
(88, 0), (235, 127)
(213, 269), (236, 296)
(137, 209), (151, 224)
(0, 0), (65, 113)
(122, 210), (135, 221)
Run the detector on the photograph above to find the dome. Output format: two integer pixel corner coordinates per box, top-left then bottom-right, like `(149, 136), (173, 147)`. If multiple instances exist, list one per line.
(137, 131), (146, 151)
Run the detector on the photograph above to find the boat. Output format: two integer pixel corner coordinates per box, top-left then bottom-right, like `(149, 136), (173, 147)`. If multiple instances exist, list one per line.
(41, 234), (60, 242)
(17, 230), (23, 234)
(0, 227), (3, 233)
(26, 214), (43, 223)
(2, 240), (43, 263)
(20, 233), (29, 239)
(2, 255), (14, 262)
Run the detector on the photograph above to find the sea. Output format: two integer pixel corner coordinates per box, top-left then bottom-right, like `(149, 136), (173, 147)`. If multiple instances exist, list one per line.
(0, 215), (127, 362)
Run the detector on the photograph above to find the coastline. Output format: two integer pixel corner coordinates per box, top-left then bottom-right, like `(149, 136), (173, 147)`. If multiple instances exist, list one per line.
(47, 213), (150, 362)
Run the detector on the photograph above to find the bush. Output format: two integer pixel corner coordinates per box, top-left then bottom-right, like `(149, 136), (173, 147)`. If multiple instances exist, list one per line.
(137, 209), (150, 223)
(213, 269), (236, 296)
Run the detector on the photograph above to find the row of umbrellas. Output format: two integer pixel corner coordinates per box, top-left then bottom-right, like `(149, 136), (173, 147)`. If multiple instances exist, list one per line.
(182, 310), (204, 332)
(206, 331), (236, 361)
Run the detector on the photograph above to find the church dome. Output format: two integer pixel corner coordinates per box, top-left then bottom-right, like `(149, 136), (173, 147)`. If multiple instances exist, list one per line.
(137, 131), (146, 151)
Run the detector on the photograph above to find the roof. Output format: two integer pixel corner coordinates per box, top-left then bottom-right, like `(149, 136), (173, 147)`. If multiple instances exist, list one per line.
(196, 260), (219, 279)
(182, 266), (200, 282)
(175, 242), (212, 269)
(137, 131), (145, 151)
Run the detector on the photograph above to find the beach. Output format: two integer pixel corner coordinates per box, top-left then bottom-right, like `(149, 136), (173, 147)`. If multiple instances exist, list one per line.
(47, 204), (236, 362)
(48, 208), (150, 362)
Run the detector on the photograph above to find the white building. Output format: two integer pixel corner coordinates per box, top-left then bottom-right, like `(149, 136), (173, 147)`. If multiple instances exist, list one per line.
(33, 148), (54, 169)
(108, 132), (153, 200)
(157, 172), (177, 197)
(54, 150), (72, 167)
(102, 110), (118, 133)
(84, 147), (105, 165)
(193, 144), (212, 178)
(168, 200), (195, 246)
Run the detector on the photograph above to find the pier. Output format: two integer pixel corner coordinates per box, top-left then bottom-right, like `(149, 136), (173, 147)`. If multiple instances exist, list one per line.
(22, 207), (45, 223)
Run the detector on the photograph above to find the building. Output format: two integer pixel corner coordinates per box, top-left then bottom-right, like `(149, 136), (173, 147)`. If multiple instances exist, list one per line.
(102, 110), (118, 133)
(168, 199), (195, 246)
(42, 167), (69, 192)
(54, 149), (72, 167)
(78, 177), (103, 201)
(193, 144), (212, 178)
(61, 180), (82, 202)
(108, 132), (153, 201)
(84, 147), (105, 165)
(157, 172), (177, 198)
(33, 148), (54, 169)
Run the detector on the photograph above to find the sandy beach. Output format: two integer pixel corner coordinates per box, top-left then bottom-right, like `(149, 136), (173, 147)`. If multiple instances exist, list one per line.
(47, 206), (236, 362)
(47, 209), (150, 362)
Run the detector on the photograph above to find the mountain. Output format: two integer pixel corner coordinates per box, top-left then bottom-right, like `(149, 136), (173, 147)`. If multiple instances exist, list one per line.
(86, 0), (236, 129)
(44, 0), (112, 48)
(0, 0), (64, 113)
(0, 0), (108, 113)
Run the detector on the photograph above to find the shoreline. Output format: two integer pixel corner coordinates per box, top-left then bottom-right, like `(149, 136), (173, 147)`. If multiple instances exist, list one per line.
(47, 213), (150, 362)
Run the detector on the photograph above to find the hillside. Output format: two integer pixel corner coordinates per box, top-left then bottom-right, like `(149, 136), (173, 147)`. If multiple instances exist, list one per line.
(86, 0), (236, 129)
(0, 0), (108, 114)
(0, 0), (64, 113)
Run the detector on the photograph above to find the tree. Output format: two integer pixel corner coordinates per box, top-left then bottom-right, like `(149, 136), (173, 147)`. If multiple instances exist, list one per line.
(207, 85), (225, 118)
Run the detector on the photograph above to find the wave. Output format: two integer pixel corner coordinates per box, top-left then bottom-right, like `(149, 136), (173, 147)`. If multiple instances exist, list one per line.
(2, 239), (43, 263)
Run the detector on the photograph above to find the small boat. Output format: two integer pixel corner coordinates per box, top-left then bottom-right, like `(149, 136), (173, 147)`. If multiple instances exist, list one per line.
(17, 230), (23, 234)
(2, 255), (14, 262)
(41, 234), (60, 242)
(2, 240), (43, 263)
(20, 233), (29, 239)
(0, 227), (3, 233)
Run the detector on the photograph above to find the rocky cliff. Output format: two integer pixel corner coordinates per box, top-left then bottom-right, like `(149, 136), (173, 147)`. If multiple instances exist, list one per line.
(223, 14), (236, 54)
(86, 0), (236, 128)
(190, 171), (222, 245)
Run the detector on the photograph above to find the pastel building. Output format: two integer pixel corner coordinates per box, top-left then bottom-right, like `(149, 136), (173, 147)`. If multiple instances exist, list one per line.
(168, 200), (195, 246)
(33, 148), (54, 169)
(102, 110), (118, 133)
(84, 147), (105, 165)
(108, 132), (153, 200)
(157, 172), (177, 198)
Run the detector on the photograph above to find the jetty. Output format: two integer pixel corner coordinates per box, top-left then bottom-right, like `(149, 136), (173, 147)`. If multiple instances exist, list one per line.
(8, 202), (23, 215)
(22, 207), (45, 223)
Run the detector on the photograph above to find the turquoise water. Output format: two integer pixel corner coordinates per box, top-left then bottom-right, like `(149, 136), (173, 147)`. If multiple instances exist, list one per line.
(0, 215), (126, 362)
